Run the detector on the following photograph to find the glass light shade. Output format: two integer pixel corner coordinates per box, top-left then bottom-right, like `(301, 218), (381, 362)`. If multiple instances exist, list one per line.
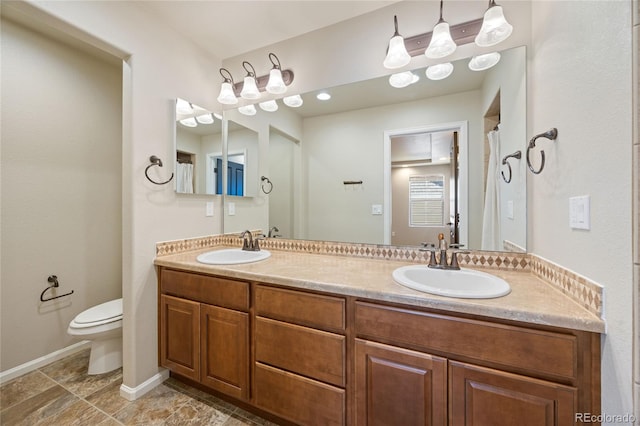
(425, 21), (457, 59)
(241, 76), (261, 99)
(383, 35), (411, 69)
(259, 100), (278, 112)
(475, 5), (513, 47)
(426, 62), (454, 80)
(389, 71), (419, 88)
(266, 69), (287, 94)
(217, 82), (238, 105)
(176, 98), (193, 114)
(213, 112), (223, 120)
(195, 113), (214, 124)
(179, 117), (197, 127)
(238, 104), (257, 116)
(468, 52), (501, 71)
(283, 94), (303, 107)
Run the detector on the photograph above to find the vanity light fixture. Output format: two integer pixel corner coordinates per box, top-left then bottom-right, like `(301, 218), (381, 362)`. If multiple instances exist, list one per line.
(283, 94), (303, 107)
(259, 100), (278, 112)
(425, 0), (456, 59)
(426, 62), (454, 80)
(176, 98), (194, 115)
(265, 53), (287, 95)
(475, 0), (513, 47)
(240, 61), (261, 100)
(238, 104), (257, 116)
(195, 113), (214, 124)
(468, 51), (501, 71)
(179, 117), (197, 127)
(383, 15), (411, 70)
(389, 71), (419, 88)
(217, 68), (238, 105)
(317, 92), (331, 101)
(213, 112), (223, 120)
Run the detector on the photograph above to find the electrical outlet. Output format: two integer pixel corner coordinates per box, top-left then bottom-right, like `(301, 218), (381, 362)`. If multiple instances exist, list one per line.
(228, 202), (236, 216)
(205, 202), (214, 217)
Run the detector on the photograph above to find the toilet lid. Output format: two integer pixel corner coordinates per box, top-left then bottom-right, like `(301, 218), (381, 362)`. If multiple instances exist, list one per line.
(74, 298), (122, 325)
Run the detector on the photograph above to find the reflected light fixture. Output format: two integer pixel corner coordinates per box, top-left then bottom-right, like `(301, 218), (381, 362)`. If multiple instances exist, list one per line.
(195, 113), (214, 124)
(389, 71), (419, 88)
(426, 62), (454, 80)
(217, 68), (238, 105)
(259, 100), (278, 112)
(383, 15), (411, 69)
(468, 52), (501, 71)
(475, 0), (513, 47)
(240, 61), (261, 100)
(238, 104), (257, 116)
(283, 94), (303, 107)
(176, 98), (193, 115)
(425, 0), (456, 59)
(179, 117), (197, 127)
(265, 53), (287, 95)
(317, 92), (331, 101)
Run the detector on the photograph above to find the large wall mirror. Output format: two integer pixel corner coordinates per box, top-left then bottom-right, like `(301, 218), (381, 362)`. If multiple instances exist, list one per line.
(223, 46), (527, 252)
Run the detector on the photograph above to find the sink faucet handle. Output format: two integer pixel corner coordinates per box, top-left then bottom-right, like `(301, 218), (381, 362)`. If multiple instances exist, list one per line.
(450, 250), (470, 270)
(252, 234), (266, 251)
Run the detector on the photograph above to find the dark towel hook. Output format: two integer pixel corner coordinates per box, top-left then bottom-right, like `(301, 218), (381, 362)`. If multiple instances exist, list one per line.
(501, 151), (522, 183)
(40, 275), (74, 302)
(527, 128), (558, 174)
(145, 155), (174, 185)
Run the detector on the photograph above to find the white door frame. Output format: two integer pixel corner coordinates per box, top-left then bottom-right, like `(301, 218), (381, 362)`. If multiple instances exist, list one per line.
(383, 121), (469, 246)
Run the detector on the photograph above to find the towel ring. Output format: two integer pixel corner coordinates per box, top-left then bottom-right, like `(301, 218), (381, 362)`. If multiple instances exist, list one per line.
(527, 128), (558, 175)
(261, 176), (273, 194)
(145, 155), (174, 185)
(501, 151), (522, 184)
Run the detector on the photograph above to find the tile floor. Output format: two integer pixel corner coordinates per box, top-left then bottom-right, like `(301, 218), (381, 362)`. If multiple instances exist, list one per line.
(0, 349), (276, 425)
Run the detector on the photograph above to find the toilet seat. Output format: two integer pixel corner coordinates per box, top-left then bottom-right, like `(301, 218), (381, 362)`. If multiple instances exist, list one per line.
(70, 298), (122, 329)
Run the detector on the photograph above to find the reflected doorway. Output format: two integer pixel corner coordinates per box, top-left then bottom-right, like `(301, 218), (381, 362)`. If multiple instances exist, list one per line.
(268, 127), (299, 239)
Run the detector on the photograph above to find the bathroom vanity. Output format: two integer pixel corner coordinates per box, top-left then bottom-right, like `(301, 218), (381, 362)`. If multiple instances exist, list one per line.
(155, 246), (603, 426)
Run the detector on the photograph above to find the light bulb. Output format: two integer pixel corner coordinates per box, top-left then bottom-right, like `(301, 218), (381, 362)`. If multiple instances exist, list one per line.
(468, 52), (501, 71)
(475, 3), (513, 47)
(238, 104), (257, 116)
(389, 71), (419, 88)
(283, 94), (303, 107)
(425, 21), (456, 59)
(259, 100), (278, 112)
(241, 76), (261, 100)
(179, 117), (197, 127)
(426, 62), (454, 80)
(217, 82), (238, 105)
(266, 69), (287, 94)
(316, 92), (331, 101)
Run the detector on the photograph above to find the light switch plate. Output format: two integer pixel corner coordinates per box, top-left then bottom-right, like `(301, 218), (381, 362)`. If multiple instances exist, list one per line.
(228, 202), (236, 216)
(205, 202), (214, 217)
(506, 200), (514, 220)
(371, 204), (383, 215)
(569, 195), (590, 230)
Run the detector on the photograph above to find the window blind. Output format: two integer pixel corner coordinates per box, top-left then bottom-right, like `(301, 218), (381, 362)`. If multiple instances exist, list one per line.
(409, 175), (444, 227)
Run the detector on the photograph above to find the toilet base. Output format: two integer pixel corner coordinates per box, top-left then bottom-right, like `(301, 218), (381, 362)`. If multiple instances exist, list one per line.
(88, 336), (122, 375)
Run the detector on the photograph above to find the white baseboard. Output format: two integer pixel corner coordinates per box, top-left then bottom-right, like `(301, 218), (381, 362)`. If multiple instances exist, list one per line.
(119, 368), (169, 401)
(0, 341), (91, 384)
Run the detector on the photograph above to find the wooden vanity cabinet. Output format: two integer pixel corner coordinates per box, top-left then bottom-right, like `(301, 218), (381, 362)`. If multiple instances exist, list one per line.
(253, 285), (347, 425)
(158, 268), (250, 400)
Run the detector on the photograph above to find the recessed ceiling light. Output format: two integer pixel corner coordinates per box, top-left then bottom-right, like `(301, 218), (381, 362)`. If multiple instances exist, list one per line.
(317, 92), (331, 101)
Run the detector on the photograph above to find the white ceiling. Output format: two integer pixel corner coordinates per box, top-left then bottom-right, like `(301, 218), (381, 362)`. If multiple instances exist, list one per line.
(136, 1), (397, 60)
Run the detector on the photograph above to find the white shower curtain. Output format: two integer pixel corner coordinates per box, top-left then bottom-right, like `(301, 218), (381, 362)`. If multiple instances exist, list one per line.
(176, 162), (194, 194)
(481, 129), (501, 251)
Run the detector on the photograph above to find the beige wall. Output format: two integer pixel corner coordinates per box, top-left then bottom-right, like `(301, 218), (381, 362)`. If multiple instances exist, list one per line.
(1, 19), (122, 371)
(529, 0), (633, 416)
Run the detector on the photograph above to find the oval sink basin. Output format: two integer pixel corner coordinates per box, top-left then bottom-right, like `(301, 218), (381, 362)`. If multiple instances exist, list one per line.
(392, 265), (511, 299)
(196, 248), (271, 265)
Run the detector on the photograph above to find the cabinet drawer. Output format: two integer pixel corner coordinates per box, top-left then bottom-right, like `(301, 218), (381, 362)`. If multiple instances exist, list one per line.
(255, 317), (345, 387)
(355, 302), (577, 381)
(255, 285), (345, 332)
(160, 268), (249, 311)
(254, 362), (345, 426)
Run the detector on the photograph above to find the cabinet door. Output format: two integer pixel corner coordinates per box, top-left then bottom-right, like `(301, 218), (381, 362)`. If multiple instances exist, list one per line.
(160, 295), (200, 381)
(200, 304), (249, 400)
(449, 361), (577, 426)
(355, 339), (447, 426)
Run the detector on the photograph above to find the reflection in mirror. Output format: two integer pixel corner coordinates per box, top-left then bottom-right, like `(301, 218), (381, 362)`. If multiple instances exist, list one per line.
(225, 46), (526, 252)
(267, 127), (299, 239)
(227, 121), (259, 198)
(174, 98), (223, 195)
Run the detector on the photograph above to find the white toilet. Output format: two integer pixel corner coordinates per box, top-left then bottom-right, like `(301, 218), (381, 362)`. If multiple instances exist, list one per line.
(68, 298), (123, 375)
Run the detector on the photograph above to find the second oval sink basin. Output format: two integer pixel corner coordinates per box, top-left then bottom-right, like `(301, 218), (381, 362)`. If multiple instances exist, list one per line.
(392, 265), (511, 299)
(196, 248), (271, 265)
